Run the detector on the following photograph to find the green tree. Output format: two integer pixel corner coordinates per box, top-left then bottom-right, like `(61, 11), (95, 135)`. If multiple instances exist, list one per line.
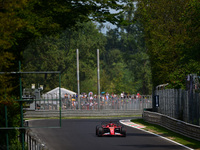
(136, 0), (200, 89)
(1, 0), (125, 90)
(0, 0), (124, 56)
(60, 22), (107, 93)
(103, 48), (128, 94)
(23, 21), (107, 94)
(23, 35), (67, 91)
(0, 53), (20, 147)
(103, 1), (152, 95)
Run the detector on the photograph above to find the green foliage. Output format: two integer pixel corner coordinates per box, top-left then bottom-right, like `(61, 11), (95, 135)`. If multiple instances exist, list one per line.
(0, 98), (21, 147)
(0, 51), (20, 147)
(22, 18), (152, 95)
(61, 22), (107, 93)
(22, 21), (107, 93)
(0, 0), (124, 50)
(0, 0), (27, 50)
(0, 0), (125, 80)
(136, 0), (200, 89)
(102, 1), (152, 94)
(1, 0), (153, 97)
(0, 38), (20, 147)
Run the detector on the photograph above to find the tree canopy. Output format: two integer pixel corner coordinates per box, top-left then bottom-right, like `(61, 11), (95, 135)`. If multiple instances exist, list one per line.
(0, 0), (128, 99)
(136, 0), (200, 89)
(22, 19), (152, 95)
(0, 0), (124, 69)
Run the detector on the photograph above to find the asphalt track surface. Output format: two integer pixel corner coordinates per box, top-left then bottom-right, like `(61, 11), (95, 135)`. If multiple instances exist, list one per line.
(29, 118), (189, 150)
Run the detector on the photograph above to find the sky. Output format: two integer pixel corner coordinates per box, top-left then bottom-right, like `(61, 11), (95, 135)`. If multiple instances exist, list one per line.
(97, 1), (137, 34)
(97, 8), (119, 34)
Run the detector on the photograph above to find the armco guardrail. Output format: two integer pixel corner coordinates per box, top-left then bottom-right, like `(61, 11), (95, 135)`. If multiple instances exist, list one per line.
(24, 110), (143, 118)
(143, 111), (200, 141)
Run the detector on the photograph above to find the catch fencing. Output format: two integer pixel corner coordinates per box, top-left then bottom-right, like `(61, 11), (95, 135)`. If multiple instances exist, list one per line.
(36, 95), (152, 111)
(155, 89), (200, 126)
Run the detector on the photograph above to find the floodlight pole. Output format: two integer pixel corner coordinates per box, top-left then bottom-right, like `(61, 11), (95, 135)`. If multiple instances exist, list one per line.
(97, 49), (100, 110)
(77, 49), (80, 110)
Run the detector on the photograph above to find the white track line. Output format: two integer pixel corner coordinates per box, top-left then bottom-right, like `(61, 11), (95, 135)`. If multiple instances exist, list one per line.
(120, 119), (194, 150)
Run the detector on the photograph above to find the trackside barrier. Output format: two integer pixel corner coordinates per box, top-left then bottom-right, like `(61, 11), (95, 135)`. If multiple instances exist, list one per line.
(143, 111), (200, 141)
(154, 89), (200, 126)
(25, 129), (47, 150)
(24, 109), (143, 118)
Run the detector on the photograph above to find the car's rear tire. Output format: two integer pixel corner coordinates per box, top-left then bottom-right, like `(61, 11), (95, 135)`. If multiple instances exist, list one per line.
(121, 127), (126, 137)
(96, 125), (100, 135)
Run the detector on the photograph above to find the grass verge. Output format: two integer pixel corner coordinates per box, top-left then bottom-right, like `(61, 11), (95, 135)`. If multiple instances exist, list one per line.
(131, 119), (200, 150)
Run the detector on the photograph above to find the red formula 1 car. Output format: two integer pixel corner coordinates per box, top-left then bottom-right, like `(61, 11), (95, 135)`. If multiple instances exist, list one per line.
(96, 121), (126, 137)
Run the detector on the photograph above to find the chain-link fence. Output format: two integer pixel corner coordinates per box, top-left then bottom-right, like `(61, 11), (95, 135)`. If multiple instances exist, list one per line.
(155, 89), (200, 126)
(36, 95), (152, 111)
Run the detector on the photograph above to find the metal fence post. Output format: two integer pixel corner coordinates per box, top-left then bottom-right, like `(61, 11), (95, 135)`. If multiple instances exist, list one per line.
(19, 61), (25, 150)
(5, 105), (9, 150)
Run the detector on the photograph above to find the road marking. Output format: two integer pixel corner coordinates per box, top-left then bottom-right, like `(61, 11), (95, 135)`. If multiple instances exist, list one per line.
(120, 119), (194, 150)
(120, 120), (146, 129)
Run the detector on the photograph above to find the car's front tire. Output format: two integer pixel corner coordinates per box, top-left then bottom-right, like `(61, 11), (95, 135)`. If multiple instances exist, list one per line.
(97, 127), (103, 137)
(121, 127), (126, 137)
